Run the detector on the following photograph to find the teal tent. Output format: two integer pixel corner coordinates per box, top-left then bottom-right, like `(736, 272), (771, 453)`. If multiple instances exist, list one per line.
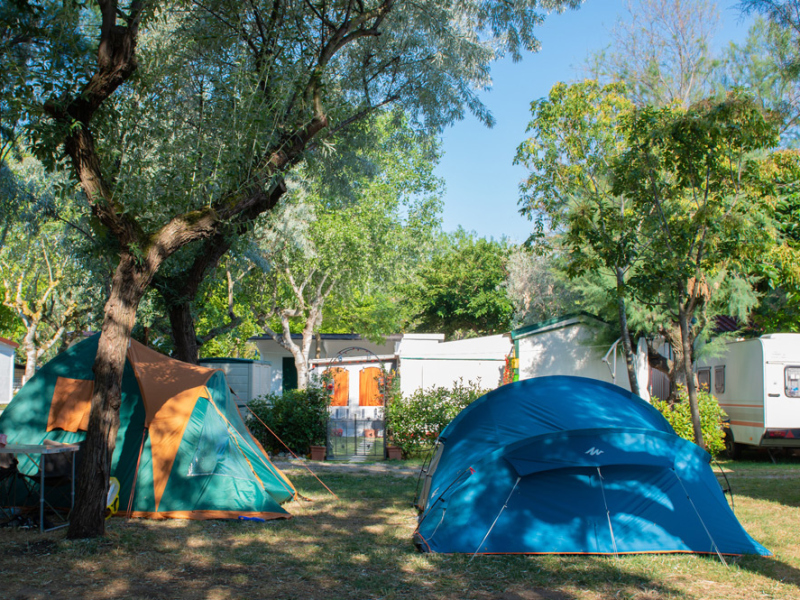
(0, 335), (295, 520)
(414, 376), (769, 556)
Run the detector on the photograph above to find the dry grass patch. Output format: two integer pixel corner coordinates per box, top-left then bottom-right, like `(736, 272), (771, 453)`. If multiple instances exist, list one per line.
(0, 460), (798, 600)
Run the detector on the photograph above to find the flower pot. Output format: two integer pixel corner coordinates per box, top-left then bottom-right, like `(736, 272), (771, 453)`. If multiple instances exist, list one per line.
(310, 445), (326, 461)
(386, 446), (403, 460)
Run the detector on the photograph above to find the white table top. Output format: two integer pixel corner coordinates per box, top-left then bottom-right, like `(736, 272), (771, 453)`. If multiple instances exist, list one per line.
(0, 443), (81, 454)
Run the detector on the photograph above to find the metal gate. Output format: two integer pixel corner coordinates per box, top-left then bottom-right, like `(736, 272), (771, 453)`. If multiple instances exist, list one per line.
(327, 416), (385, 460)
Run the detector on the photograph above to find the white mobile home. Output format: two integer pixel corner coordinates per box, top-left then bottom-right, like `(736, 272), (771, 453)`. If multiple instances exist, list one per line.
(0, 337), (18, 406)
(197, 357), (271, 413)
(396, 333), (511, 396)
(511, 313), (650, 399)
(696, 333), (800, 457)
(249, 333), (399, 421)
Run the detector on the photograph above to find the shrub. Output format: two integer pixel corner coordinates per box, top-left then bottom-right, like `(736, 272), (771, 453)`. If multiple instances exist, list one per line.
(652, 385), (726, 456)
(246, 384), (330, 456)
(385, 379), (487, 457)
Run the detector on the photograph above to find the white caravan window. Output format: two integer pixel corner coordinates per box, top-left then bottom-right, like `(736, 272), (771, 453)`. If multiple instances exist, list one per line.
(697, 368), (711, 392)
(714, 366), (725, 394)
(786, 366), (800, 398)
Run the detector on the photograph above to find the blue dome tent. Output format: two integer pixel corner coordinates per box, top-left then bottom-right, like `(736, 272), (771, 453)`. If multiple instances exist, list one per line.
(414, 376), (769, 557)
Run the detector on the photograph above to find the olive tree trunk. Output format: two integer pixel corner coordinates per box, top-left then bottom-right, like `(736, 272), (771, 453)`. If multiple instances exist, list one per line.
(67, 253), (151, 538)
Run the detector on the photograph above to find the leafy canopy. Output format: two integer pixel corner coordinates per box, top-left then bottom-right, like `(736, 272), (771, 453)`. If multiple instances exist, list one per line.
(404, 230), (513, 338)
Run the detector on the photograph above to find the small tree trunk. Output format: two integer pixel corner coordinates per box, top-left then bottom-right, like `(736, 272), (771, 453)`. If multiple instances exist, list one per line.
(168, 301), (200, 364)
(22, 330), (38, 385)
(296, 358), (309, 390)
(67, 253), (150, 539)
(678, 302), (704, 447)
(615, 267), (640, 396)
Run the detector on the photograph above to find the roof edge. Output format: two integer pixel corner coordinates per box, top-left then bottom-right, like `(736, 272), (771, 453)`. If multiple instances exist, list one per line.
(510, 312), (606, 341)
(0, 336), (19, 349)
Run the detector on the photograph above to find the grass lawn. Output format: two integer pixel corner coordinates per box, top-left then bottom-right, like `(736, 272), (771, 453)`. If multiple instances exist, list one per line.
(1, 457), (799, 600)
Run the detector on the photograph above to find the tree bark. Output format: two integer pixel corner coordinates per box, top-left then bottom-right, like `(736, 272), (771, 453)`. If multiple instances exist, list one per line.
(156, 182), (286, 363)
(68, 252), (151, 538)
(678, 300), (704, 447)
(167, 302), (201, 364)
(615, 267), (640, 396)
(647, 345), (671, 376)
(22, 330), (37, 385)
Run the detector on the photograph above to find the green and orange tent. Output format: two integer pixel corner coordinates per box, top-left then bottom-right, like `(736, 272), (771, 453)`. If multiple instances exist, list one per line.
(0, 334), (296, 520)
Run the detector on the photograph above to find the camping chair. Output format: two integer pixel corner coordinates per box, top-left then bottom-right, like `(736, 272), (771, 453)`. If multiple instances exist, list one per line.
(0, 452), (22, 522)
(20, 440), (83, 531)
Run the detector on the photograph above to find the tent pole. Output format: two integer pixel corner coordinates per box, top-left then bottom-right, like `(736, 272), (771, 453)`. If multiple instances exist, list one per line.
(417, 466), (472, 529)
(596, 467), (619, 559)
(470, 476), (521, 562)
(671, 470), (729, 567)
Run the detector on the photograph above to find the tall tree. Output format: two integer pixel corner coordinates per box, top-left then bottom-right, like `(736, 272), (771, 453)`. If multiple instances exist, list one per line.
(515, 81), (645, 395)
(614, 93), (779, 446)
(246, 115), (442, 388)
(505, 245), (577, 328)
(0, 157), (103, 381)
(6, 0), (581, 538)
(746, 148), (800, 331)
(719, 16), (800, 143)
(586, 0), (720, 107)
(404, 230), (514, 338)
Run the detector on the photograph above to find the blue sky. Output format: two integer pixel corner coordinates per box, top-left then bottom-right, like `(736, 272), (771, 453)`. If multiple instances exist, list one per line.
(435, 0), (757, 242)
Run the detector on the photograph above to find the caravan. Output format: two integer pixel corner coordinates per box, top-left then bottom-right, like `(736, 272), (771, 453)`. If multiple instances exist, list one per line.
(696, 334), (800, 458)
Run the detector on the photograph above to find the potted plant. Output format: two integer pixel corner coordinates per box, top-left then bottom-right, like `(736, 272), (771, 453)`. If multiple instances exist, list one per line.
(386, 445), (403, 460)
(310, 444), (326, 461)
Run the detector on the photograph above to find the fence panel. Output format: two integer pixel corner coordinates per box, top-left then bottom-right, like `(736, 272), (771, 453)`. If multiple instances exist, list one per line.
(327, 417), (385, 460)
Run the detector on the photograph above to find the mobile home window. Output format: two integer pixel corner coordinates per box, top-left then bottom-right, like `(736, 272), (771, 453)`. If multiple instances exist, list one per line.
(786, 366), (800, 398)
(714, 366), (725, 394)
(697, 368), (711, 391)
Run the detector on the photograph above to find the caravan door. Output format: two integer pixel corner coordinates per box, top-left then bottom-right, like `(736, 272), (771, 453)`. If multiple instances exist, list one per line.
(762, 362), (800, 446)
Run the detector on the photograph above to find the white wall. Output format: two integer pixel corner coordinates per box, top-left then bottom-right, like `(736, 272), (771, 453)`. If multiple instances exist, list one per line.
(197, 359), (272, 404)
(252, 336), (399, 393)
(0, 342), (15, 405)
(257, 350), (289, 393)
(517, 322), (635, 392)
(397, 334), (511, 396)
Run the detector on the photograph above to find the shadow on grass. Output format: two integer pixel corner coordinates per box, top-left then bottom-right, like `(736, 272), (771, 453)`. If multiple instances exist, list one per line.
(722, 457), (800, 508)
(0, 470), (795, 600)
(713, 459), (800, 591)
(735, 554), (800, 593)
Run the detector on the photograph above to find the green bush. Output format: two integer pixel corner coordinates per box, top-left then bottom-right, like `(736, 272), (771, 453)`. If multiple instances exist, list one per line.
(652, 385), (726, 456)
(246, 384), (330, 456)
(385, 379), (487, 457)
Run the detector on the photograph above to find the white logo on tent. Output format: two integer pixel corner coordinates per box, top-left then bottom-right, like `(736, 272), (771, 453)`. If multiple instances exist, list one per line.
(585, 447), (604, 456)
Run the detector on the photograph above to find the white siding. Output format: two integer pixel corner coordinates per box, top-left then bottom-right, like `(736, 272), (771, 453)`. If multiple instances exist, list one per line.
(251, 363), (271, 399)
(516, 322), (634, 392)
(197, 359), (272, 405)
(397, 334), (511, 396)
(0, 343), (14, 405)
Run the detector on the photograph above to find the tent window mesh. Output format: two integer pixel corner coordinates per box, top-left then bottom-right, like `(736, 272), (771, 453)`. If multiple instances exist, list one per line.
(188, 403), (256, 481)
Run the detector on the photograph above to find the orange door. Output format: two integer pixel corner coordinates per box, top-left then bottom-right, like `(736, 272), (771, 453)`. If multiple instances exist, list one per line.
(359, 367), (383, 407)
(328, 368), (349, 407)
